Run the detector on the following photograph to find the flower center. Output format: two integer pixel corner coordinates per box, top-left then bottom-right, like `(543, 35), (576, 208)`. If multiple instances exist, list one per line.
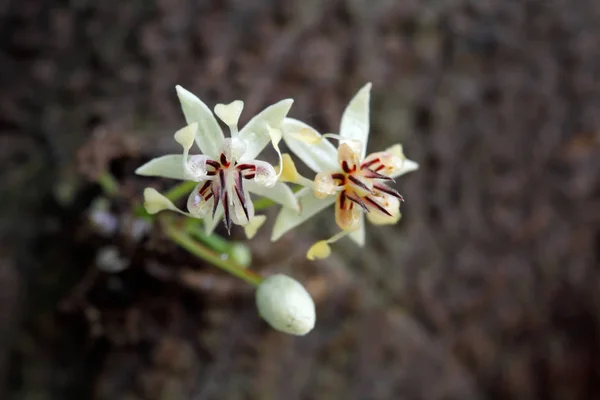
(186, 138), (277, 232)
(188, 151), (260, 232)
(313, 143), (404, 231)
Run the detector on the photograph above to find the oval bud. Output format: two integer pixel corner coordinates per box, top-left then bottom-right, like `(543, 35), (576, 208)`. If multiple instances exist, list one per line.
(256, 274), (316, 336)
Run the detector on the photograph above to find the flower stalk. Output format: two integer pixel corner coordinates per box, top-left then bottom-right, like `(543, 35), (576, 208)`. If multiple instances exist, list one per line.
(161, 216), (264, 287)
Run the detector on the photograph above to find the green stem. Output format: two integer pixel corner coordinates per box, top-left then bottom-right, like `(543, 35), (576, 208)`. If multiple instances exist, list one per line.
(162, 218), (264, 287)
(98, 171), (120, 196)
(252, 197), (276, 211)
(184, 219), (231, 253)
(164, 181), (197, 202)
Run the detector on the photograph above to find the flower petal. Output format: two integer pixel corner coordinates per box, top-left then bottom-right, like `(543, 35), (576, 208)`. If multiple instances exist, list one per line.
(335, 192), (362, 231)
(246, 180), (299, 211)
(243, 215), (267, 239)
(135, 155), (185, 180)
(214, 100), (244, 132)
(281, 118), (338, 173)
(238, 99), (294, 161)
(348, 215), (365, 246)
(271, 188), (335, 241)
(143, 187), (188, 216)
(340, 83), (371, 158)
(175, 85), (224, 158)
(382, 143), (419, 178)
(203, 208), (224, 235)
(390, 158), (419, 179)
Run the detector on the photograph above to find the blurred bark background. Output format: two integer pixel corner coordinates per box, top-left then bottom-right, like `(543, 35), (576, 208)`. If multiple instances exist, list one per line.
(1, 0), (600, 399)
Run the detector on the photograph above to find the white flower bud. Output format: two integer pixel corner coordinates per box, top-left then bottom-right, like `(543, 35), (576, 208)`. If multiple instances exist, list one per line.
(255, 274), (316, 336)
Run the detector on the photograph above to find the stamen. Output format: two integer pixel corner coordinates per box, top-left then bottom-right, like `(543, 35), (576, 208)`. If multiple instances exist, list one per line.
(363, 169), (393, 181)
(348, 175), (373, 194)
(211, 185), (220, 218)
(223, 191), (231, 232)
(364, 196), (393, 217)
(373, 184), (404, 201)
(346, 193), (369, 212)
(235, 171), (250, 221)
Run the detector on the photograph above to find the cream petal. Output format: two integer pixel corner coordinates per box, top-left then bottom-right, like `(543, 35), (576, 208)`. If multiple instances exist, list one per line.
(214, 100), (244, 132)
(186, 182), (213, 218)
(339, 83), (371, 158)
(203, 208), (224, 235)
(348, 215), (365, 246)
(390, 158), (419, 179)
(143, 187), (188, 216)
(281, 118), (338, 173)
(231, 184), (255, 226)
(246, 180), (299, 211)
(243, 215), (267, 239)
(238, 99), (294, 161)
(135, 155), (186, 180)
(175, 85), (224, 158)
(271, 188), (336, 241)
(174, 123), (197, 151)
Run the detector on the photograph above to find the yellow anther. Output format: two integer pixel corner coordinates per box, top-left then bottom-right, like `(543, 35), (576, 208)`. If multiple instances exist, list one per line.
(306, 240), (331, 261)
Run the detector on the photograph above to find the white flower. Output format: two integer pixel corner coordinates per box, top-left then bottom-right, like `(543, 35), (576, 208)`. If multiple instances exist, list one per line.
(136, 86), (299, 234)
(255, 274), (316, 335)
(271, 83), (419, 258)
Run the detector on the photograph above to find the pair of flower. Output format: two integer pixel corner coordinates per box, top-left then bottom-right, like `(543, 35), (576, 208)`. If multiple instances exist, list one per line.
(137, 83), (418, 259)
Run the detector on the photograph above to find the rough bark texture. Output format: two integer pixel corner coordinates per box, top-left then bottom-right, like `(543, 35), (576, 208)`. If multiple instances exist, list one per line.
(2, 0), (600, 399)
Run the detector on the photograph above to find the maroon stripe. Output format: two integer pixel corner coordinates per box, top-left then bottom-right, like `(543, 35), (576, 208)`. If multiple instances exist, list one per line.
(346, 193), (369, 212)
(348, 175), (373, 193)
(364, 196), (392, 216)
(373, 184), (404, 201)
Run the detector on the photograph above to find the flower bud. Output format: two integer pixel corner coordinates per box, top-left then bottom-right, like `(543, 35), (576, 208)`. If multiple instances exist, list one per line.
(256, 274), (316, 336)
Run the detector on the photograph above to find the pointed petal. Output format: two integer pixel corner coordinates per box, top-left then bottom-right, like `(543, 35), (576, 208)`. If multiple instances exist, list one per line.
(281, 118), (338, 173)
(246, 180), (299, 211)
(175, 85), (224, 157)
(340, 83), (371, 158)
(271, 188), (335, 241)
(390, 158), (419, 179)
(203, 208), (223, 235)
(135, 155), (186, 180)
(348, 215), (365, 246)
(243, 215), (267, 239)
(143, 187), (188, 216)
(231, 182), (255, 226)
(238, 99), (294, 161)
